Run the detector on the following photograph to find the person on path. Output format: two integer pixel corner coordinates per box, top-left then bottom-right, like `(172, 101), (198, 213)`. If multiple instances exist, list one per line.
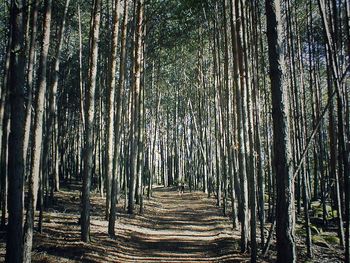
(178, 179), (185, 195)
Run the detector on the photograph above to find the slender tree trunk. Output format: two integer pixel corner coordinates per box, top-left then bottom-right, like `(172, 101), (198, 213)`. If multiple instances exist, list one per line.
(265, 0), (296, 261)
(43, 0), (70, 197)
(128, 0), (143, 215)
(107, 0), (122, 236)
(0, 21), (11, 229)
(78, 4), (85, 129)
(23, 0), (39, 174)
(81, 0), (101, 242)
(318, 0), (346, 246)
(0, 19), (11, 164)
(5, 0), (26, 262)
(23, 0), (52, 261)
(106, 0), (121, 224)
(148, 85), (160, 199)
(230, 0), (249, 252)
(0, 104), (9, 228)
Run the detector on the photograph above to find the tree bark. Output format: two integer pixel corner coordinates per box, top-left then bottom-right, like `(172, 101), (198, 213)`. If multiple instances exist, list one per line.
(107, 0), (122, 236)
(42, 0), (71, 197)
(23, 0), (52, 261)
(23, 0), (39, 178)
(5, 0), (26, 262)
(265, 0), (296, 261)
(0, 18), (11, 229)
(128, 0), (143, 215)
(81, 0), (101, 242)
(106, 0), (121, 224)
(230, 0), (249, 252)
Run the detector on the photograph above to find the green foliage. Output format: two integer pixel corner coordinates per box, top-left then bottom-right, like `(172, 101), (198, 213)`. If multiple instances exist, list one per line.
(327, 210), (338, 220)
(312, 235), (331, 248)
(312, 233), (340, 248)
(310, 224), (321, 235)
(145, 0), (209, 57)
(296, 223), (320, 237)
(264, 194), (269, 202)
(322, 234), (340, 245)
(311, 203), (332, 219)
(296, 227), (306, 237)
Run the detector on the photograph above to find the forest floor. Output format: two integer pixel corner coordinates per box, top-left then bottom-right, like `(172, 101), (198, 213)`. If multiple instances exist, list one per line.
(0, 185), (344, 262)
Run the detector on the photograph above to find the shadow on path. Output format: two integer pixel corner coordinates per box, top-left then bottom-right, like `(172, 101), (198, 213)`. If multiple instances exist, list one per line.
(0, 186), (249, 263)
(112, 188), (247, 262)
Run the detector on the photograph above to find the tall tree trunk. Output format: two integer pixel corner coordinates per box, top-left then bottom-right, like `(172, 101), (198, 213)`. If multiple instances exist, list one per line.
(265, 0), (296, 261)
(230, 0), (249, 252)
(107, 0), (121, 236)
(0, 102), (9, 228)
(78, 4), (85, 129)
(81, 0), (101, 242)
(106, 0), (121, 223)
(23, 0), (39, 175)
(42, 0), (71, 197)
(5, 0), (26, 262)
(128, 0), (143, 215)
(23, 0), (52, 261)
(148, 84), (160, 199)
(0, 19), (11, 229)
(318, 0), (347, 247)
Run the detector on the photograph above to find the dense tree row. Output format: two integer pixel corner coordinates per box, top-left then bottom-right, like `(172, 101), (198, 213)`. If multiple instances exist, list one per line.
(0, 0), (349, 262)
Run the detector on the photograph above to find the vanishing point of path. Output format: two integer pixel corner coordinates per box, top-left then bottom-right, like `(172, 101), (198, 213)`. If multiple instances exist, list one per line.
(0, 187), (250, 262)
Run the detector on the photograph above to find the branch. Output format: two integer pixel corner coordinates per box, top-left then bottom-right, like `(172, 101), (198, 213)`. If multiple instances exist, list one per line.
(292, 89), (336, 180)
(293, 61), (350, 182)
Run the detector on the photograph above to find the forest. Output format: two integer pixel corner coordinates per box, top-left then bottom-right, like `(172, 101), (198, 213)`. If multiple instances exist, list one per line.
(0, 0), (349, 262)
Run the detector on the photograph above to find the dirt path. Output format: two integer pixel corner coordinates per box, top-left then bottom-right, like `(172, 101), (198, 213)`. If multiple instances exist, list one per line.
(0, 187), (249, 262)
(115, 187), (247, 262)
